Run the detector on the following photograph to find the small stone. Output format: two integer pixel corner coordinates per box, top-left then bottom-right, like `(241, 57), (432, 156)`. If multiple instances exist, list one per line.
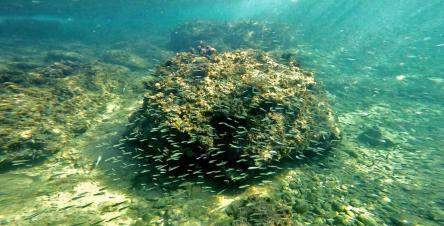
(289, 181), (300, 190)
(331, 201), (346, 212)
(357, 126), (394, 148)
(293, 199), (310, 214)
(382, 196), (391, 203)
(72, 124), (88, 134)
(313, 206), (324, 215)
(344, 148), (359, 158)
(357, 214), (378, 226)
(313, 217), (324, 224)
(390, 217), (416, 226)
(333, 215), (348, 225)
(350, 199), (361, 206)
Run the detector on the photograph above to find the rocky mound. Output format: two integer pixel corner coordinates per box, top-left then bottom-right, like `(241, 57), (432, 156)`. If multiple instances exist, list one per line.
(169, 20), (295, 52)
(126, 48), (340, 186)
(0, 61), (134, 170)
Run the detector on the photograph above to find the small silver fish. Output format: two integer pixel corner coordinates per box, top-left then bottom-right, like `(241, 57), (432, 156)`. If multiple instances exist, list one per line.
(92, 155), (102, 169)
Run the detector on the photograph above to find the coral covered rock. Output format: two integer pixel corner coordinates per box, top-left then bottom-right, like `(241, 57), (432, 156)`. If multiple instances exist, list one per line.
(126, 49), (339, 185)
(169, 21), (294, 52)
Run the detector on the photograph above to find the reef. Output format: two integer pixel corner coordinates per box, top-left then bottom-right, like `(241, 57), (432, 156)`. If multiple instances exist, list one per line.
(169, 20), (295, 52)
(126, 48), (340, 186)
(0, 60), (135, 170)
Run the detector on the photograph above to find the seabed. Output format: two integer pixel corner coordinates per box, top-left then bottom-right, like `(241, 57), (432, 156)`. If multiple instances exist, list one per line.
(0, 23), (443, 226)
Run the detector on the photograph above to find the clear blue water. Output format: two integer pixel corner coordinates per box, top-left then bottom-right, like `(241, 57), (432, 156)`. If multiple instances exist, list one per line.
(0, 0), (443, 225)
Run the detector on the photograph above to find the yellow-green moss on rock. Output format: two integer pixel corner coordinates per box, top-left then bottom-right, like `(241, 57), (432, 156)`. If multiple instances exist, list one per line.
(0, 61), (135, 170)
(127, 49), (339, 184)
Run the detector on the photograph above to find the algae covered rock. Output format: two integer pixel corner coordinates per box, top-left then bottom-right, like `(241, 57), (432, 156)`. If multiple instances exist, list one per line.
(0, 61), (134, 170)
(102, 49), (149, 70)
(126, 48), (339, 184)
(225, 195), (292, 225)
(357, 126), (394, 148)
(169, 20), (294, 52)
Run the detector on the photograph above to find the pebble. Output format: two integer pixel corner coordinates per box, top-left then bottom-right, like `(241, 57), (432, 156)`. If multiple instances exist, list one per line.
(357, 214), (378, 226)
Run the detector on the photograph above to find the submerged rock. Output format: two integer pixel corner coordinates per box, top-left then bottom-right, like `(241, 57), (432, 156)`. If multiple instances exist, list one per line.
(225, 195), (292, 225)
(46, 50), (86, 63)
(169, 20), (295, 52)
(0, 61), (134, 171)
(126, 49), (339, 184)
(357, 126), (394, 148)
(102, 49), (149, 70)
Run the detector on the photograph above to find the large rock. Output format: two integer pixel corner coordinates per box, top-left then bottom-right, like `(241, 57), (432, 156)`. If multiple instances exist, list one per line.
(101, 49), (149, 70)
(0, 61), (133, 171)
(169, 20), (295, 52)
(126, 49), (340, 185)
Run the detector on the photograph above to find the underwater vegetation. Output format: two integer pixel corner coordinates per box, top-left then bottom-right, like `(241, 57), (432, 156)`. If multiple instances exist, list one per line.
(169, 20), (295, 52)
(0, 60), (135, 171)
(124, 46), (339, 189)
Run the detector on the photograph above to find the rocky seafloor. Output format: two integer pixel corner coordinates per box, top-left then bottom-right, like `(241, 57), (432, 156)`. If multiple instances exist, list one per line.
(0, 21), (443, 226)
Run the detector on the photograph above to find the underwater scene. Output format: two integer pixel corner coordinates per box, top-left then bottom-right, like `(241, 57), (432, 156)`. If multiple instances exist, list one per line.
(0, 0), (443, 225)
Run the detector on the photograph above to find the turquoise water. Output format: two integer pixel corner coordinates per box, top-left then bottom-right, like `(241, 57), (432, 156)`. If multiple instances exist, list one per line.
(0, 0), (443, 225)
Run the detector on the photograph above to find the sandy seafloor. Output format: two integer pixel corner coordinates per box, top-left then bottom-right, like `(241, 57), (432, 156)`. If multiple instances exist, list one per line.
(0, 34), (443, 226)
